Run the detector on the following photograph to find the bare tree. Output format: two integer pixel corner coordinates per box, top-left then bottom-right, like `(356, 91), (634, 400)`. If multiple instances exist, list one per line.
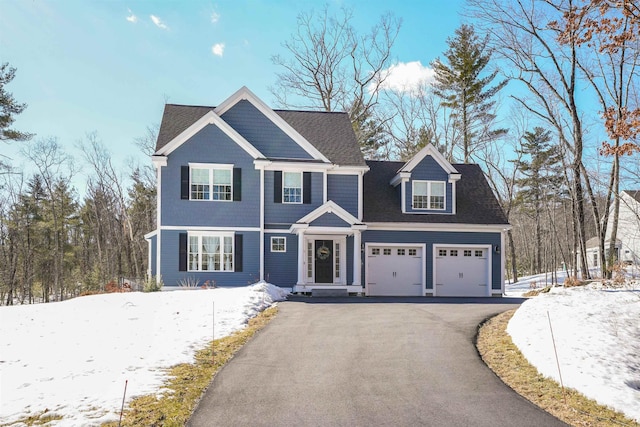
(270, 6), (401, 154)
(468, 0), (594, 278)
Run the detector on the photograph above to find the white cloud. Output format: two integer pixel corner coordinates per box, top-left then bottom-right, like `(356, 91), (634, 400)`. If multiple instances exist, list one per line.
(212, 43), (225, 57)
(375, 61), (435, 95)
(211, 11), (220, 23)
(150, 15), (168, 30)
(126, 9), (138, 23)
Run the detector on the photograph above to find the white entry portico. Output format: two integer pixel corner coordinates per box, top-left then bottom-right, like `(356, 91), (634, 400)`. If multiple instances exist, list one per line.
(290, 201), (366, 293)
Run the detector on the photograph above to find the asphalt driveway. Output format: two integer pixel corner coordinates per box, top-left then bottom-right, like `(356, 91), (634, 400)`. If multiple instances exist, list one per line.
(188, 297), (567, 427)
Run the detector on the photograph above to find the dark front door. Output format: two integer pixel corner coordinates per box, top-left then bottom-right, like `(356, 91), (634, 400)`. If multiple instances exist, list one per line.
(314, 240), (333, 283)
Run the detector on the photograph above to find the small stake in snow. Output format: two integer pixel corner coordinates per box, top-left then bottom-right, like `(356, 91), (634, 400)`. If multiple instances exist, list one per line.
(212, 300), (215, 365)
(118, 379), (128, 427)
(547, 311), (566, 404)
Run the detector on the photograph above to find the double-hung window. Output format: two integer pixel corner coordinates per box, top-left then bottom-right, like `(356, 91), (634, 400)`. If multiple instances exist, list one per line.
(413, 180), (445, 210)
(190, 164), (232, 201)
(188, 234), (234, 272)
(283, 171), (302, 204)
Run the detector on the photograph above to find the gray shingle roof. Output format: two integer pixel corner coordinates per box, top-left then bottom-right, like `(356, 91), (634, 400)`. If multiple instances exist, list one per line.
(155, 104), (366, 167)
(363, 160), (509, 225)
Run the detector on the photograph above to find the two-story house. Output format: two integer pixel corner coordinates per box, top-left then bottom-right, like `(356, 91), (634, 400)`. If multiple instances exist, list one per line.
(145, 87), (510, 297)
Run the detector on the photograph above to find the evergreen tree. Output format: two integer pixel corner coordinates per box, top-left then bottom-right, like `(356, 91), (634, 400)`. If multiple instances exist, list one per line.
(0, 63), (31, 142)
(513, 127), (564, 274)
(431, 24), (507, 163)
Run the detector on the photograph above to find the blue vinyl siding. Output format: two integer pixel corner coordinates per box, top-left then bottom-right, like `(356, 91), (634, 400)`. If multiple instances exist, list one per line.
(161, 124), (260, 228)
(405, 156), (453, 214)
(264, 233), (298, 287)
(265, 171), (323, 226)
(327, 174), (359, 217)
(160, 230), (260, 287)
(221, 100), (313, 159)
(362, 230), (502, 290)
(310, 212), (352, 227)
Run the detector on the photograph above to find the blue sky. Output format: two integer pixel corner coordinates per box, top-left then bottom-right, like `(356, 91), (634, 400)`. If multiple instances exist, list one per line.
(1, 0), (465, 185)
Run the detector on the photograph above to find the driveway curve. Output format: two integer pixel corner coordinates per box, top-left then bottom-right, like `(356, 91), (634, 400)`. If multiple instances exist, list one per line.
(188, 297), (567, 427)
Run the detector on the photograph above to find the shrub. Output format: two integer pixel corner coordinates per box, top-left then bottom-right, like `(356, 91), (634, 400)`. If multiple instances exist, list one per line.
(178, 276), (200, 288)
(143, 276), (163, 292)
(563, 276), (584, 287)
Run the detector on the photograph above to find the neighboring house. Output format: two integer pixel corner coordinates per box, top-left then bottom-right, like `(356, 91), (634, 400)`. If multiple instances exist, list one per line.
(145, 87), (510, 297)
(586, 190), (640, 269)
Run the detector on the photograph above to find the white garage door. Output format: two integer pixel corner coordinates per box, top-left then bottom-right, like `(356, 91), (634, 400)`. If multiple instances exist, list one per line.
(434, 247), (489, 297)
(367, 246), (423, 296)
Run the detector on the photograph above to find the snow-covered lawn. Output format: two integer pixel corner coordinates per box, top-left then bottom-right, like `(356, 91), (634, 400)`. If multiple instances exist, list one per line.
(0, 282), (288, 426)
(506, 279), (640, 422)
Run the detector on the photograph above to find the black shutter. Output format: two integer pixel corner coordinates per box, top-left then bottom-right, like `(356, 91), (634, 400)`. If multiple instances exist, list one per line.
(303, 172), (311, 204)
(233, 168), (242, 201)
(181, 166), (189, 200)
(274, 171), (282, 203)
(234, 234), (243, 272)
(179, 233), (187, 271)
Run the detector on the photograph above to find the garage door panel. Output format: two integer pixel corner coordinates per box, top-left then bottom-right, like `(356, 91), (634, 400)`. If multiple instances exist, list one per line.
(435, 247), (489, 297)
(367, 246), (423, 296)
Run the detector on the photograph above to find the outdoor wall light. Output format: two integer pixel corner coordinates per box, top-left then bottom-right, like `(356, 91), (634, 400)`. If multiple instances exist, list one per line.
(495, 245), (500, 253)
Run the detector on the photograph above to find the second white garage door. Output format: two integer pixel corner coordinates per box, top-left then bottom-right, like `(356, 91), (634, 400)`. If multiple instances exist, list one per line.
(434, 246), (490, 297)
(367, 245), (423, 296)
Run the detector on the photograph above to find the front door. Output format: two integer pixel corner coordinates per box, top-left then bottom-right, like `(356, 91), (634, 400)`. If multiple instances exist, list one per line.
(314, 240), (333, 283)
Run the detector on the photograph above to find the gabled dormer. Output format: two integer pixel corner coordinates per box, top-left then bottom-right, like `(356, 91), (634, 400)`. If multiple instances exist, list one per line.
(390, 144), (461, 214)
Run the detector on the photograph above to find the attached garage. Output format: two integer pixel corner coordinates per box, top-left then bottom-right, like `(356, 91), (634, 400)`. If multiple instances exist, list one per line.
(366, 244), (425, 296)
(433, 245), (491, 297)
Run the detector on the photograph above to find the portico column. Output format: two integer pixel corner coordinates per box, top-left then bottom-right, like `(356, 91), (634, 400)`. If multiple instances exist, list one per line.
(297, 231), (305, 285)
(352, 230), (361, 287)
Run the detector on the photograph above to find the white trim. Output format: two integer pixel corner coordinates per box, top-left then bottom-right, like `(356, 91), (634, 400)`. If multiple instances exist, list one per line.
(364, 242), (426, 297)
(500, 230), (506, 295)
(189, 162), (234, 169)
(326, 166), (370, 175)
(432, 243), (492, 297)
(390, 171), (410, 187)
(352, 230), (361, 287)
(399, 143), (459, 175)
(160, 226), (260, 232)
(144, 230), (158, 240)
(155, 110), (264, 159)
(401, 180), (406, 213)
(365, 222), (511, 232)
(451, 181), (457, 214)
(357, 172), (364, 221)
(260, 168), (265, 281)
(295, 200), (363, 226)
(156, 162), (162, 284)
(214, 86), (331, 163)
(152, 155), (167, 167)
(253, 159), (334, 172)
(323, 171), (328, 204)
(270, 236), (287, 252)
(264, 229), (291, 233)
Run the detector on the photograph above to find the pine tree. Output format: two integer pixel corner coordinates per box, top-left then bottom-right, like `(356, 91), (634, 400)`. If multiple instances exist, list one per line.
(0, 63), (31, 142)
(513, 127), (564, 274)
(431, 24), (507, 163)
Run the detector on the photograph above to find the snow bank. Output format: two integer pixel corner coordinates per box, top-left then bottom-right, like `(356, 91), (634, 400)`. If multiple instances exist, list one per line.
(0, 282), (288, 426)
(507, 283), (640, 421)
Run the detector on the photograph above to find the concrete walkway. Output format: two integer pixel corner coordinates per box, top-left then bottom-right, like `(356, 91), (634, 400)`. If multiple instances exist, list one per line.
(188, 297), (567, 427)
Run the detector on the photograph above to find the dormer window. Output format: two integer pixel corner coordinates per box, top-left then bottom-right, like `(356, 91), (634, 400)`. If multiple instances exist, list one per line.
(413, 181), (445, 210)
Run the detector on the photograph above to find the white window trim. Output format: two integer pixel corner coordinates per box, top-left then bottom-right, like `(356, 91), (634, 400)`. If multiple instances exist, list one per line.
(270, 236), (286, 253)
(283, 171), (303, 204)
(189, 163), (234, 202)
(187, 231), (235, 272)
(303, 235), (347, 284)
(412, 180), (446, 211)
